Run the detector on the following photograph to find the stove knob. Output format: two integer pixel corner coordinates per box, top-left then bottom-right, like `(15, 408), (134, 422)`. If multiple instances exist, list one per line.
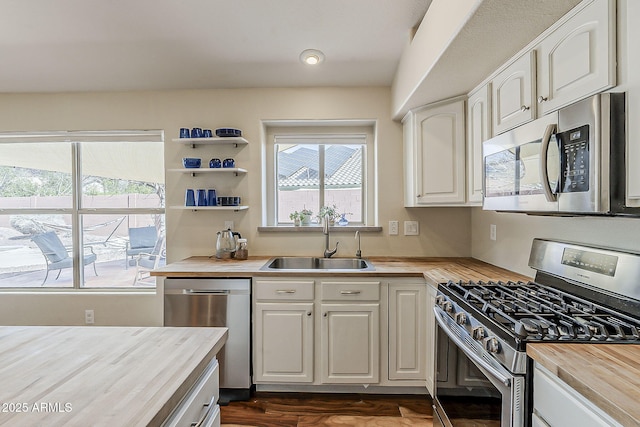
(435, 295), (445, 307)
(454, 312), (467, 325)
(442, 301), (454, 314)
(486, 337), (501, 354)
(472, 326), (486, 340)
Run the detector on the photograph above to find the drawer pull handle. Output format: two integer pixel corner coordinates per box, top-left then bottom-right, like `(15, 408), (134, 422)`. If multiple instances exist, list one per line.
(276, 289), (296, 294)
(191, 394), (216, 427)
(340, 290), (361, 295)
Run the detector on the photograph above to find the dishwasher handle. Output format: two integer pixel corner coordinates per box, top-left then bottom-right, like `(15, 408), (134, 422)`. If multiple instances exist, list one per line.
(183, 289), (231, 295)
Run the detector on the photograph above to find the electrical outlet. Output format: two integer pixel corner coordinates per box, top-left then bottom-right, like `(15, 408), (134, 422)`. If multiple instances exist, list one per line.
(224, 221), (234, 230)
(85, 309), (94, 325)
(404, 220), (419, 236)
(389, 220), (399, 235)
(490, 224), (497, 241)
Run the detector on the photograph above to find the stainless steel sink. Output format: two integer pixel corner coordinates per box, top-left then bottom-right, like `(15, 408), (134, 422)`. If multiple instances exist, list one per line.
(260, 257), (375, 271)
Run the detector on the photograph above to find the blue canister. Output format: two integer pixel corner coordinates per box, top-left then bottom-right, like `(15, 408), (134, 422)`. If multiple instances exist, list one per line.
(196, 189), (208, 206)
(222, 158), (235, 168)
(191, 127), (203, 138)
(203, 129), (213, 138)
(209, 158), (221, 168)
(208, 189), (217, 206)
(179, 128), (190, 138)
(185, 189), (195, 206)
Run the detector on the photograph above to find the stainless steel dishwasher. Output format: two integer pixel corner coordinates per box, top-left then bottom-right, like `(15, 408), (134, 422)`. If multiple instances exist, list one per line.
(164, 278), (251, 402)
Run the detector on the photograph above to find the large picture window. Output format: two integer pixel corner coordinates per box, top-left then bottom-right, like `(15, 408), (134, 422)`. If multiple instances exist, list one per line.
(0, 131), (164, 289)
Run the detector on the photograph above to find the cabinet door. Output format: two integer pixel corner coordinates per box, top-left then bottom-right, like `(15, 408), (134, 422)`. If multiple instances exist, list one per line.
(536, 0), (615, 116)
(425, 284), (437, 395)
(388, 284), (426, 380)
(466, 84), (491, 204)
(414, 99), (466, 205)
(254, 302), (314, 383)
(321, 303), (379, 384)
(492, 51), (536, 135)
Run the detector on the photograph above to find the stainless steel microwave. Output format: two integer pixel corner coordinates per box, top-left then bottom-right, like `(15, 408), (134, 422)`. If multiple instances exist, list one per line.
(483, 92), (639, 216)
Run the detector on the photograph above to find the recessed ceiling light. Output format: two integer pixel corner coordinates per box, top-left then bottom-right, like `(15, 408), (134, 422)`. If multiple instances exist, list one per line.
(300, 49), (325, 65)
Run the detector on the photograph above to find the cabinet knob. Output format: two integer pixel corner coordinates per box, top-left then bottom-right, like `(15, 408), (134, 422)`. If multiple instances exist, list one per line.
(323, 312), (328, 317)
(520, 105), (530, 112)
(537, 96), (548, 104)
(307, 311), (312, 316)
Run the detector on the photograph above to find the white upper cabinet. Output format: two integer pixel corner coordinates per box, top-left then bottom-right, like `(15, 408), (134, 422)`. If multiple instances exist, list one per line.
(466, 84), (491, 204)
(487, 0), (615, 137)
(404, 97), (466, 206)
(536, 0), (616, 116)
(492, 51), (537, 135)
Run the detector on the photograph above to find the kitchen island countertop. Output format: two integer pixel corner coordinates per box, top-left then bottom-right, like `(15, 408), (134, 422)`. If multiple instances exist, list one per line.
(0, 326), (227, 427)
(528, 343), (640, 427)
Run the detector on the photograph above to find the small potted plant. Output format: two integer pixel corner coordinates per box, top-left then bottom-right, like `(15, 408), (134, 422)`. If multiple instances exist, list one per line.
(289, 211), (302, 226)
(300, 208), (313, 226)
(317, 204), (340, 226)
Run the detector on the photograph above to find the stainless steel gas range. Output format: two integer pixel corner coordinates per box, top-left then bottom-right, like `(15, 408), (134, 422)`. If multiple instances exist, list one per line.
(433, 238), (640, 427)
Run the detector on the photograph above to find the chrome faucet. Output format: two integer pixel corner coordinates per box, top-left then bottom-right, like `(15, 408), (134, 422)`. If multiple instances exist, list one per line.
(355, 230), (361, 258)
(323, 214), (339, 258)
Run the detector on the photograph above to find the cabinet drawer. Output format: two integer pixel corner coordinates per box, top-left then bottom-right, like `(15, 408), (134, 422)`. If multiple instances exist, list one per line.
(533, 363), (621, 427)
(163, 357), (219, 427)
(254, 280), (314, 300)
(321, 281), (380, 301)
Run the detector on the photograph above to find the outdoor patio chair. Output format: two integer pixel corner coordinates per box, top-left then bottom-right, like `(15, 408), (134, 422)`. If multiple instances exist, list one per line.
(126, 226), (158, 268)
(31, 231), (98, 285)
(132, 236), (166, 286)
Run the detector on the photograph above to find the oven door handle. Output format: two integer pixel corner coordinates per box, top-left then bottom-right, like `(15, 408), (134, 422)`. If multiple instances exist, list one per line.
(434, 307), (512, 388)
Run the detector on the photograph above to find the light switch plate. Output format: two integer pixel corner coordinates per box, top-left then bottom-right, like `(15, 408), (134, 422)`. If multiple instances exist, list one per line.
(404, 220), (419, 236)
(389, 220), (399, 235)
(224, 221), (234, 230)
(490, 224), (497, 241)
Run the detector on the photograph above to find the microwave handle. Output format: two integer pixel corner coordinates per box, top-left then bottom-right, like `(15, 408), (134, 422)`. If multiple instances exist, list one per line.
(540, 123), (558, 202)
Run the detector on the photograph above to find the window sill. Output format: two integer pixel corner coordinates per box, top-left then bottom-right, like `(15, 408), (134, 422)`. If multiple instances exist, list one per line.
(257, 226), (382, 233)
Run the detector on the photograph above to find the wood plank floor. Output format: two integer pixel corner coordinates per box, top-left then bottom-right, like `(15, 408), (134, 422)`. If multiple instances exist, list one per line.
(220, 392), (434, 427)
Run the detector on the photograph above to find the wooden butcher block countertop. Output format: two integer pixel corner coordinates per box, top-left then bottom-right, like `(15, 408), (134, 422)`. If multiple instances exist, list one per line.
(0, 326), (227, 427)
(151, 256), (532, 283)
(528, 343), (640, 427)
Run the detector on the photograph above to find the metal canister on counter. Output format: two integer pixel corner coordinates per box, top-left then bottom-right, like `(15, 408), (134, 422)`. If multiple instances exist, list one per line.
(235, 238), (248, 260)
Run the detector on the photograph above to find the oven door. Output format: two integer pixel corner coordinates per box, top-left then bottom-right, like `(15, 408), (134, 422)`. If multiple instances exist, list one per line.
(433, 307), (526, 427)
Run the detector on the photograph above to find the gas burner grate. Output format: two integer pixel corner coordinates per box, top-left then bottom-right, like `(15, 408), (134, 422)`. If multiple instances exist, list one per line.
(444, 280), (640, 342)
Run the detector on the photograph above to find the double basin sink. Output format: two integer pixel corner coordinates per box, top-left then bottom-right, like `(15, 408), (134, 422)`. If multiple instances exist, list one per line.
(261, 256), (375, 271)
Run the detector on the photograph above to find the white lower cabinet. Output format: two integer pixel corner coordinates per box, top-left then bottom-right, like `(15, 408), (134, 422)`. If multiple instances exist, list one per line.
(253, 280), (314, 383)
(320, 280), (380, 384)
(533, 362), (622, 427)
(321, 303), (379, 383)
(388, 283), (426, 381)
(253, 276), (429, 389)
(255, 302), (314, 383)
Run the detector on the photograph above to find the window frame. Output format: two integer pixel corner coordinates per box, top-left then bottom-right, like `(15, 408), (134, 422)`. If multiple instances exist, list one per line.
(263, 122), (376, 227)
(0, 130), (164, 290)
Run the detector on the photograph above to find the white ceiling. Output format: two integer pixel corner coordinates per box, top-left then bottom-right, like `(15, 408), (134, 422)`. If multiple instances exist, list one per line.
(0, 0), (431, 93)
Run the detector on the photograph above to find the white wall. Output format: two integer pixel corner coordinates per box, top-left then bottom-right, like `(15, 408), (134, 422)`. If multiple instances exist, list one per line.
(0, 87), (471, 325)
(471, 209), (640, 278)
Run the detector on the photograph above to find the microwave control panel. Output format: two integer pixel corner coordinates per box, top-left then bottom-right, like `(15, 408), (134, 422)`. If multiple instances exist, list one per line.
(559, 125), (589, 193)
